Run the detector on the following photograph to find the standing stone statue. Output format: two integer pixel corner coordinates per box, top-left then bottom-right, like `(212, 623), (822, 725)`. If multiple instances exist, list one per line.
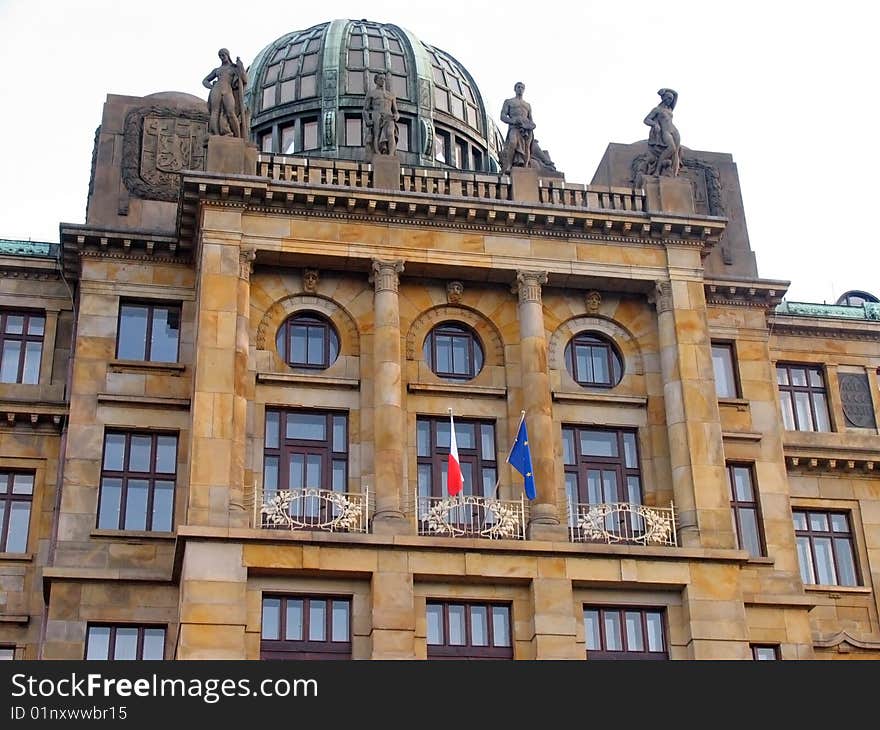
(499, 82), (535, 174)
(643, 88), (681, 177)
(363, 72), (400, 157)
(202, 48), (249, 138)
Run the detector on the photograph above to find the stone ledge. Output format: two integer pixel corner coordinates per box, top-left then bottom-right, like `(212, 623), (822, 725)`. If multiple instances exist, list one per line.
(718, 397), (750, 412)
(108, 359), (186, 374)
(90, 529), (176, 541)
(42, 567), (173, 583)
(804, 584), (873, 596)
(256, 372), (360, 388)
(0, 552), (34, 563)
(745, 556), (775, 565)
(552, 390), (648, 407)
(407, 382), (507, 398)
(96, 393), (191, 409)
(722, 430), (763, 442)
(743, 593), (816, 608)
(0, 614), (29, 624)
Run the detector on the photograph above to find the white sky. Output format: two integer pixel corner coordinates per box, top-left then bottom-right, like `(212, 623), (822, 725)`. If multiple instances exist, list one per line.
(1, 0), (877, 304)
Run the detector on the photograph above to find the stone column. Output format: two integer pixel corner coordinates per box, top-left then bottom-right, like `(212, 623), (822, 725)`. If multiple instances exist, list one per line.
(370, 259), (409, 535)
(515, 270), (566, 540)
(654, 278), (733, 549)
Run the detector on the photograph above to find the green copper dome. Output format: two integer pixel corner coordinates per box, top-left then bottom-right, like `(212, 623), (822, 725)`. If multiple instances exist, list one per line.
(245, 19), (502, 171)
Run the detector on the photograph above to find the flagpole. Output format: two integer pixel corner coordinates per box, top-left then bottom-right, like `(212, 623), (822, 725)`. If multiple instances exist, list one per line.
(492, 410), (526, 500)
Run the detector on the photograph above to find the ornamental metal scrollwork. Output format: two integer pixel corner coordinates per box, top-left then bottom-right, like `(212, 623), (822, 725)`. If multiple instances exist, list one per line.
(572, 502), (676, 546)
(419, 494), (525, 540)
(260, 488), (368, 532)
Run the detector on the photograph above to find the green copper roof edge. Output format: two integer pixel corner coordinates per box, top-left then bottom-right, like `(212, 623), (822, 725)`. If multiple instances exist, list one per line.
(775, 301), (880, 322)
(322, 19), (348, 79)
(0, 239), (56, 257)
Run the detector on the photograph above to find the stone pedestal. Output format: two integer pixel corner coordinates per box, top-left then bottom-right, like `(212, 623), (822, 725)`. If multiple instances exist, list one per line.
(644, 175), (695, 215)
(372, 155), (401, 191)
(206, 135), (258, 176)
(510, 167), (540, 203)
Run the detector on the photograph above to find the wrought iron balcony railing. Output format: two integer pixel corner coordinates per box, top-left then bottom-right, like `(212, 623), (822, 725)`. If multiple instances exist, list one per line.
(415, 492), (527, 540)
(254, 487), (371, 534)
(567, 500), (677, 546)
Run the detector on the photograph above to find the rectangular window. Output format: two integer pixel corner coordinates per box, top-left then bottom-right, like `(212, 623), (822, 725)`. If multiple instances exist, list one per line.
(434, 130), (449, 164)
(712, 342), (739, 398)
(752, 644), (780, 660)
(281, 124), (296, 154)
(0, 471), (34, 553)
(426, 601), (512, 659)
(0, 646), (13, 660)
(97, 432), (177, 532)
(583, 606), (667, 660)
(793, 509), (860, 586)
(263, 410), (348, 527)
(397, 120), (410, 153)
(776, 364), (831, 432)
(0, 310), (43, 384)
(303, 119), (319, 151)
(260, 595), (351, 659)
(260, 131), (274, 153)
(416, 416), (496, 505)
(563, 426), (642, 537)
(116, 302), (180, 363)
(85, 625), (165, 660)
(344, 115), (362, 147)
(726, 463), (764, 558)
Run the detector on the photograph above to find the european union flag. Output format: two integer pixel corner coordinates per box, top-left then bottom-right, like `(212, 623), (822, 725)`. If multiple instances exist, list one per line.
(507, 415), (536, 500)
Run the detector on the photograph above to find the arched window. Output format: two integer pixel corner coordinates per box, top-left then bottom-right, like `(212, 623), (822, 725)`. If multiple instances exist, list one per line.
(423, 322), (484, 380)
(835, 290), (879, 307)
(276, 312), (339, 369)
(564, 332), (623, 388)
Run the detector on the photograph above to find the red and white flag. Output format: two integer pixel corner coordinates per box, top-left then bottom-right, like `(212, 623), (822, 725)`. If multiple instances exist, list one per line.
(447, 410), (463, 496)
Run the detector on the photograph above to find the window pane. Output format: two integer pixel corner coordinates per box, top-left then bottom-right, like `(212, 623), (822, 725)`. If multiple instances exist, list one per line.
(562, 429), (575, 465)
(791, 368), (807, 387)
(5, 502), (30, 552)
(417, 420), (430, 457)
(103, 434), (126, 471)
(118, 306), (148, 360)
(623, 433), (638, 469)
(263, 597), (281, 639)
(712, 345), (736, 397)
(287, 414), (326, 441)
(646, 612), (664, 652)
(436, 336), (452, 372)
(291, 325), (308, 363)
(738, 508), (761, 557)
(332, 460), (346, 492)
(149, 307), (179, 362)
(98, 478), (122, 529)
(309, 600), (326, 641)
(575, 345), (591, 382)
(834, 538), (858, 586)
(129, 435), (152, 472)
(754, 646), (778, 660)
(332, 601), (349, 642)
(142, 629), (165, 660)
(155, 436), (177, 474)
(22, 341), (41, 384)
(481, 424), (495, 461)
(4, 316), (23, 334)
(265, 411), (279, 449)
(481, 468), (496, 498)
(332, 417), (346, 453)
(124, 480), (149, 531)
(584, 609), (600, 650)
(809, 513), (829, 531)
(289, 454), (304, 489)
(580, 431), (617, 457)
(732, 467), (754, 501)
(776, 367), (789, 385)
(451, 336), (467, 373)
(286, 600), (303, 640)
(813, 537), (837, 585)
(461, 605), (486, 647)
(586, 470), (602, 505)
(448, 605), (466, 645)
(347, 71), (365, 94)
(829, 514), (848, 532)
(492, 606), (510, 647)
(812, 393), (831, 432)
(151, 481), (174, 532)
(426, 603), (443, 645)
(565, 474), (578, 526)
(625, 611), (644, 651)
(808, 369), (823, 387)
(1, 341), (21, 382)
(263, 456), (278, 492)
(456, 422), (475, 450)
(792, 511), (808, 531)
(305, 455), (321, 488)
(779, 392), (795, 430)
(418, 463), (431, 503)
(307, 327), (324, 365)
(86, 626), (111, 660)
(11, 474), (33, 495)
(796, 536), (815, 583)
(794, 392), (813, 431)
(591, 347), (610, 383)
(281, 125), (295, 154)
(303, 121), (318, 150)
(114, 628), (138, 660)
(604, 612), (622, 650)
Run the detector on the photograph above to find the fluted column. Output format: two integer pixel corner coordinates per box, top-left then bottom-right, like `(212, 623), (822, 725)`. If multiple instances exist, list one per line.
(515, 270), (566, 540)
(370, 259), (409, 534)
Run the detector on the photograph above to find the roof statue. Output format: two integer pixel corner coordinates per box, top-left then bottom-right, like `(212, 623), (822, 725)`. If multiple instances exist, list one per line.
(202, 48), (249, 138)
(362, 72), (400, 158)
(643, 88), (681, 177)
(499, 82), (535, 174)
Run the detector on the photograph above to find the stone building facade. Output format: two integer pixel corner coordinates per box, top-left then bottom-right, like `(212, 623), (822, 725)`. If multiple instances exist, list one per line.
(1, 19), (879, 660)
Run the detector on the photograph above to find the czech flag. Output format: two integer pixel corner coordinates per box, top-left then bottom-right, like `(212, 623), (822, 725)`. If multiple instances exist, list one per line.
(447, 410), (463, 496)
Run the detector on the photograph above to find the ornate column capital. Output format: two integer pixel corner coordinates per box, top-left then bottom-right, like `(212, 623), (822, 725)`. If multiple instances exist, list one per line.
(651, 280), (674, 313)
(238, 246), (256, 281)
(370, 259), (405, 293)
(514, 270), (548, 304)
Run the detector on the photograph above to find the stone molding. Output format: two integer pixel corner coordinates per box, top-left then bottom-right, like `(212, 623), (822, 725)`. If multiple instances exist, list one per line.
(405, 304), (505, 366)
(255, 293), (360, 357)
(370, 259), (405, 293)
(547, 314), (645, 378)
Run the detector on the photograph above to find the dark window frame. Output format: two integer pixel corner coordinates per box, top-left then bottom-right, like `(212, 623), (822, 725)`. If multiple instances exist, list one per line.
(564, 332), (623, 388)
(583, 606), (668, 660)
(751, 644), (780, 660)
(776, 363), (832, 432)
(423, 321), (484, 381)
(0, 645), (14, 660)
(726, 462), (766, 558)
(84, 624), (166, 660)
(0, 471), (34, 553)
(0, 309), (44, 385)
(793, 508), (861, 586)
(260, 594), (351, 659)
(416, 415), (496, 501)
(97, 431), (178, 532)
(711, 341), (741, 398)
(115, 300), (181, 363)
(426, 600), (513, 659)
(276, 312), (339, 370)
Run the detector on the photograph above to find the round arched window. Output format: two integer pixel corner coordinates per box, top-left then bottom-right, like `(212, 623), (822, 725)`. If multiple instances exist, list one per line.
(564, 332), (623, 388)
(276, 312), (339, 369)
(423, 322), (484, 381)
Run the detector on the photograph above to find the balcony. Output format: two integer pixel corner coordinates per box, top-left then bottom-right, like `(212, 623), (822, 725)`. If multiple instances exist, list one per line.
(567, 501), (677, 546)
(254, 487), (371, 534)
(415, 492), (527, 540)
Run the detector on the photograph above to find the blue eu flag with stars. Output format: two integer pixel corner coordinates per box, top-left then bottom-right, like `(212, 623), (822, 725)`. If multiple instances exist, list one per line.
(507, 416), (536, 500)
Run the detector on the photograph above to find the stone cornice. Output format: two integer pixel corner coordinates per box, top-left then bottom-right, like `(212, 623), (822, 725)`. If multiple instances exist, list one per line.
(0, 400), (67, 430)
(178, 173), (726, 252)
(769, 314), (880, 342)
(784, 442), (880, 474)
(704, 277), (789, 310)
